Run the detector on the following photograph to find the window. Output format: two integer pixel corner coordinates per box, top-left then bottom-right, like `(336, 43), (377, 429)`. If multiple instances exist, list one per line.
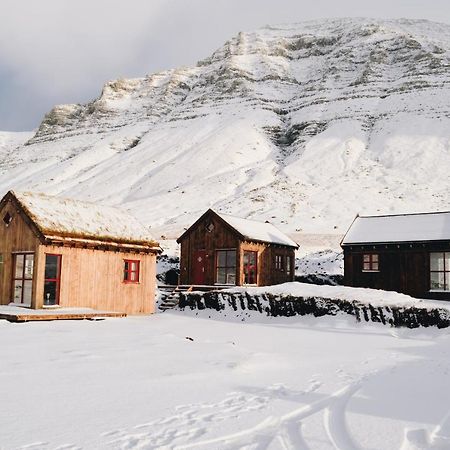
(13, 253), (34, 305)
(286, 256), (292, 276)
(3, 212), (12, 226)
(362, 254), (379, 272)
(275, 254), (284, 271)
(243, 251), (257, 285)
(124, 260), (140, 283)
(44, 254), (61, 305)
(430, 252), (450, 291)
(216, 250), (236, 285)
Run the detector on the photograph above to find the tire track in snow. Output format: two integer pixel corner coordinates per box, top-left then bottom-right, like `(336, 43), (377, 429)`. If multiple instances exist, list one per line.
(175, 381), (363, 450)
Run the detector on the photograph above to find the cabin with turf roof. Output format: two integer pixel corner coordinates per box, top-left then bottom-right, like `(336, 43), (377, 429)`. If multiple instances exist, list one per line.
(0, 190), (160, 314)
(177, 209), (298, 287)
(342, 212), (450, 301)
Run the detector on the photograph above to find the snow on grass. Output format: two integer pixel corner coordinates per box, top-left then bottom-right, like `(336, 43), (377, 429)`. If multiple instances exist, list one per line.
(1, 314), (450, 449)
(226, 282), (450, 311)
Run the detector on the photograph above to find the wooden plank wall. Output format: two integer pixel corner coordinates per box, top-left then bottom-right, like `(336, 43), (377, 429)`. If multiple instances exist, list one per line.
(179, 210), (296, 286)
(0, 201), (40, 305)
(35, 245), (157, 314)
(344, 245), (450, 301)
(179, 212), (239, 285)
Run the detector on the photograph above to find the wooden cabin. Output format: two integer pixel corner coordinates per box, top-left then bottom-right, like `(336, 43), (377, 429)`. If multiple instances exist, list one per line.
(177, 209), (298, 287)
(341, 212), (450, 300)
(0, 190), (160, 314)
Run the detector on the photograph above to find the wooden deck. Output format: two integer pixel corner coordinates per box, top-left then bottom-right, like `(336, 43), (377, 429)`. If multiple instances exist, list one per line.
(0, 305), (126, 322)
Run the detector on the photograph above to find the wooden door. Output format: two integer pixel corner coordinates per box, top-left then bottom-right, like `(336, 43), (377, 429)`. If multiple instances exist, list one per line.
(193, 250), (206, 285)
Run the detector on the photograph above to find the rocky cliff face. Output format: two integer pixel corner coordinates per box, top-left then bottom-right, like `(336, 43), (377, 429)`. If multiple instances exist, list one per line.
(1, 18), (450, 236)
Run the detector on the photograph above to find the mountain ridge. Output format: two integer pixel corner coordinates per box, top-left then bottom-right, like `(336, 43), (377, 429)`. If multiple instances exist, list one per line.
(1, 17), (449, 237)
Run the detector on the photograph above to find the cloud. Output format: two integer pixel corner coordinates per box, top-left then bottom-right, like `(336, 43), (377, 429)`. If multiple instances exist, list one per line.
(1, 0), (449, 130)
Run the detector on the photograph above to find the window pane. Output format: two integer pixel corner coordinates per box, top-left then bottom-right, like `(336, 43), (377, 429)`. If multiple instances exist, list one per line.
(24, 255), (34, 279)
(372, 262), (379, 271)
(23, 280), (32, 305)
(131, 261), (138, 271)
(446, 253), (450, 270)
(130, 271), (138, 282)
(15, 255), (24, 279)
(430, 253), (444, 271)
(217, 251), (226, 268)
(225, 270), (236, 285)
(44, 281), (57, 305)
(226, 251), (236, 267)
(363, 254), (370, 262)
(431, 272), (445, 290)
(372, 254), (378, 262)
(13, 280), (23, 303)
(446, 273), (450, 291)
(243, 252), (250, 264)
(217, 268), (226, 284)
(124, 261), (130, 271)
(45, 255), (59, 279)
(363, 262), (371, 271)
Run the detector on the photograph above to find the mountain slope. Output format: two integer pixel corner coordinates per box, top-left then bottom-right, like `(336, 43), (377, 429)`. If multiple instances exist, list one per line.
(1, 18), (450, 237)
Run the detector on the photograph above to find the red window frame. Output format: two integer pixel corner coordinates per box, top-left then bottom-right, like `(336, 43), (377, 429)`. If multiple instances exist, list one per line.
(44, 253), (62, 305)
(362, 253), (379, 272)
(124, 259), (140, 283)
(243, 251), (258, 285)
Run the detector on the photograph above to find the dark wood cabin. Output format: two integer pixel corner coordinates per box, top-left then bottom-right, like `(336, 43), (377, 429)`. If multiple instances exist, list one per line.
(177, 209), (298, 287)
(341, 212), (450, 300)
(0, 190), (160, 314)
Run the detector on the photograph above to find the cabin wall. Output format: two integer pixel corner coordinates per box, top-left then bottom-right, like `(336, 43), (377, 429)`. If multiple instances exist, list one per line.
(0, 201), (40, 305)
(343, 244), (450, 300)
(35, 245), (157, 314)
(179, 211), (296, 287)
(179, 212), (240, 285)
(266, 246), (296, 286)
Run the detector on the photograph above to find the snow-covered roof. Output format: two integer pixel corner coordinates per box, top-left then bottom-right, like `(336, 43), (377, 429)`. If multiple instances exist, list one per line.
(9, 191), (158, 247)
(342, 212), (450, 245)
(216, 211), (298, 248)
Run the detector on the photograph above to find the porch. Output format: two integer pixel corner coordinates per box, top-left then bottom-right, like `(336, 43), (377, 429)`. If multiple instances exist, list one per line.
(0, 305), (126, 322)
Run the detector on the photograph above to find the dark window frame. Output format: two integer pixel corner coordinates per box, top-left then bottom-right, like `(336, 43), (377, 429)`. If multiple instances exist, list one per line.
(362, 253), (379, 272)
(215, 249), (237, 285)
(274, 254), (284, 271)
(124, 259), (140, 283)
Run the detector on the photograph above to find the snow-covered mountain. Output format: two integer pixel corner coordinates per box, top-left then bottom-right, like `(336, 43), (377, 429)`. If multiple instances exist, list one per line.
(1, 18), (450, 237)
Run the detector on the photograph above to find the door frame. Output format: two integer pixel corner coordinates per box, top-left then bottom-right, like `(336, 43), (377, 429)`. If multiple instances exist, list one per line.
(192, 249), (206, 285)
(44, 253), (62, 306)
(11, 252), (35, 306)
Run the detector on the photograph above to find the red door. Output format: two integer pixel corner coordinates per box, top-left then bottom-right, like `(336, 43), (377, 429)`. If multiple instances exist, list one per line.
(193, 250), (206, 285)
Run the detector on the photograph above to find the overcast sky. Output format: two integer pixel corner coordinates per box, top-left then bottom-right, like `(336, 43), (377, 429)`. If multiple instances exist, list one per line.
(1, 0), (449, 131)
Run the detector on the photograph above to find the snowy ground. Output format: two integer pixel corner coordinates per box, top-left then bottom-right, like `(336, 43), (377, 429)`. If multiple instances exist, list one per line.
(2, 313), (450, 449)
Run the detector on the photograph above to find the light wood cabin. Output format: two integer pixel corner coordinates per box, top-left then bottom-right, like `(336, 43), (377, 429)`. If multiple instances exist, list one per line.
(177, 209), (298, 287)
(0, 191), (160, 314)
